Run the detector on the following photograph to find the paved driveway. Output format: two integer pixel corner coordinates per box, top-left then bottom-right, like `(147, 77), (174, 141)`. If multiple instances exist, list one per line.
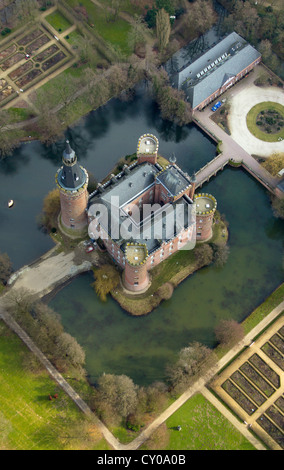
(228, 83), (284, 157)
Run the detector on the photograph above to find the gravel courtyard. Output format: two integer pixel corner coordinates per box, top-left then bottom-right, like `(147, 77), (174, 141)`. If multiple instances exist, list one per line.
(228, 81), (284, 157)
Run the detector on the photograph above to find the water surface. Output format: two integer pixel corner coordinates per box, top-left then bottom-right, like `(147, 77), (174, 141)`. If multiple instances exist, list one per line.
(50, 167), (284, 386)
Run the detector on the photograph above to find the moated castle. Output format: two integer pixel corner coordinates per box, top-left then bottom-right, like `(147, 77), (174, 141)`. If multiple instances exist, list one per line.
(55, 135), (217, 292)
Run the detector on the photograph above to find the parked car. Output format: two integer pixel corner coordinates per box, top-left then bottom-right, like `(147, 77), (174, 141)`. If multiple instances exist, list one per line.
(85, 245), (94, 253)
(211, 101), (222, 111)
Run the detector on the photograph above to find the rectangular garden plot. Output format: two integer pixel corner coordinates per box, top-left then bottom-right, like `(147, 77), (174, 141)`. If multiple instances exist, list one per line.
(26, 35), (51, 55)
(41, 51), (66, 71)
(270, 334), (284, 355)
(266, 405), (284, 430)
(34, 45), (59, 63)
(230, 371), (267, 406)
(261, 343), (284, 370)
(9, 61), (33, 81)
(1, 52), (25, 71)
(275, 396), (284, 413)
(0, 44), (17, 61)
(256, 415), (284, 449)
(15, 69), (42, 88)
(239, 362), (276, 397)
(17, 29), (44, 46)
(222, 379), (258, 415)
(278, 325), (284, 339)
(248, 354), (280, 388)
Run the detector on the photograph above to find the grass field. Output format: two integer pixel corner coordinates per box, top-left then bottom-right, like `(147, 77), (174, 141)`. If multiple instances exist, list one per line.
(45, 10), (73, 33)
(66, 0), (132, 55)
(0, 321), (110, 450)
(246, 102), (284, 142)
(164, 394), (255, 450)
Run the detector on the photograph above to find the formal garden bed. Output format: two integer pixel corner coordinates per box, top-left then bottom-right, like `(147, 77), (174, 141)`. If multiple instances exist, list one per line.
(0, 44), (17, 61)
(221, 379), (257, 415)
(230, 371), (267, 407)
(246, 102), (284, 142)
(9, 61), (33, 81)
(239, 362), (276, 397)
(26, 35), (51, 55)
(261, 342), (284, 370)
(41, 51), (67, 71)
(17, 28), (44, 46)
(34, 44), (59, 63)
(1, 52), (25, 71)
(15, 69), (42, 88)
(270, 332), (284, 354)
(248, 354), (280, 388)
(275, 396), (284, 413)
(256, 414), (284, 449)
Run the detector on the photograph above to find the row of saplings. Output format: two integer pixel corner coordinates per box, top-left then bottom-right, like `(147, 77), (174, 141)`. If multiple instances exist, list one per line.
(2, 287), (245, 442)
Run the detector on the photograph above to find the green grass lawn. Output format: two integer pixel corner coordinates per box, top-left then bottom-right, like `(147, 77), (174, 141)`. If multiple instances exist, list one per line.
(242, 283), (284, 334)
(246, 102), (284, 142)
(66, 0), (132, 55)
(163, 394), (255, 450)
(0, 321), (109, 450)
(45, 10), (73, 33)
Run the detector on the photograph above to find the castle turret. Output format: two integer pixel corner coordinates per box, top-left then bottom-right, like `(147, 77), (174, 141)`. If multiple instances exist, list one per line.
(137, 134), (159, 165)
(55, 140), (89, 232)
(194, 193), (217, 241)
(123, 243), (149, 292)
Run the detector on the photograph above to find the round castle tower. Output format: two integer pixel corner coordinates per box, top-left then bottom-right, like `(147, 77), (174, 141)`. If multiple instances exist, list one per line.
(55, 140), (89, 232)
(137, 134), (159, 165)
(123, 243), (149, 292)
(194, 193), (217, 241)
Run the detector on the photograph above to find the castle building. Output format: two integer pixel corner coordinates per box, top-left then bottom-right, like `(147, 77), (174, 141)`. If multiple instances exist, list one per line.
(55, 140), (89, 231)
(168, 32), (261, 111)
(87, 134), (217, 292)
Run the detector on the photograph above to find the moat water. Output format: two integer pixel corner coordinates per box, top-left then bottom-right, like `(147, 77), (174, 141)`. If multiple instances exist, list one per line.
(0, 86), (283, 386)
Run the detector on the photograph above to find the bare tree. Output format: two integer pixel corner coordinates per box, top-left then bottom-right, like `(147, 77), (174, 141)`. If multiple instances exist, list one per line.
(0, 251), (12, 284)
(0, 110), (22, 159)
(215, 319), (245, 347)
(156, 8), (171, 52)
(167, 341), (217, 392)
(96, 373), (138, 419)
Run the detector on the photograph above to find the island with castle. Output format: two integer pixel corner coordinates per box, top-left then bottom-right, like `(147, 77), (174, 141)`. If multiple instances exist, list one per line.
(54, 133), (226, 314)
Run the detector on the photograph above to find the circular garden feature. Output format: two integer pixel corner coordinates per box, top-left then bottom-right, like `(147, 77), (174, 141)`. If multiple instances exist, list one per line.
(246, 101), (284, 142)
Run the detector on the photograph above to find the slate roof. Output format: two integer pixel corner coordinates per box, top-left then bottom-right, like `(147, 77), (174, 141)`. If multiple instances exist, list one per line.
(157, 165), (191, 196)
(88, 162), (194, 253)
(56, 141), (87, 191)
(100, 162), (158, 207)
(175, 32), (261, 109)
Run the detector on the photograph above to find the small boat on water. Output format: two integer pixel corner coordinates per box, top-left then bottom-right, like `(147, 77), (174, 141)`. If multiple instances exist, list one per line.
(8, 199), (14, 208)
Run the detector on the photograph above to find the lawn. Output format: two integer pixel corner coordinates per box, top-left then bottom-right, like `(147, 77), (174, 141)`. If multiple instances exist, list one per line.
(246, 102), (284, 142)
(0, 321), (110, 450)
(45, 10), (73, 33)
(66, 0), (132, 55)
(164, 393), (255, 450)
(241, 283), (284, 334)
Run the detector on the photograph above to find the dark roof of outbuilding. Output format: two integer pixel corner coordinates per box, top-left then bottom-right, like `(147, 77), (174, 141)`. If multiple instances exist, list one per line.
(175, 32), (261, 108)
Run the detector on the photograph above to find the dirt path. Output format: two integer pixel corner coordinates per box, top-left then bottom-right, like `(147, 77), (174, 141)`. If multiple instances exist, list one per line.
(7, 245), (98, 298)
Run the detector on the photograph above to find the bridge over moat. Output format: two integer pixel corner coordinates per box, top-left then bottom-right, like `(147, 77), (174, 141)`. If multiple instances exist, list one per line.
(193, 115), (280, 194)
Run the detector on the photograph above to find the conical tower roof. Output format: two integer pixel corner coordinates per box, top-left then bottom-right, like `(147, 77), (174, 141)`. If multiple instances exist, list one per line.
(56, 140), (88, 191)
